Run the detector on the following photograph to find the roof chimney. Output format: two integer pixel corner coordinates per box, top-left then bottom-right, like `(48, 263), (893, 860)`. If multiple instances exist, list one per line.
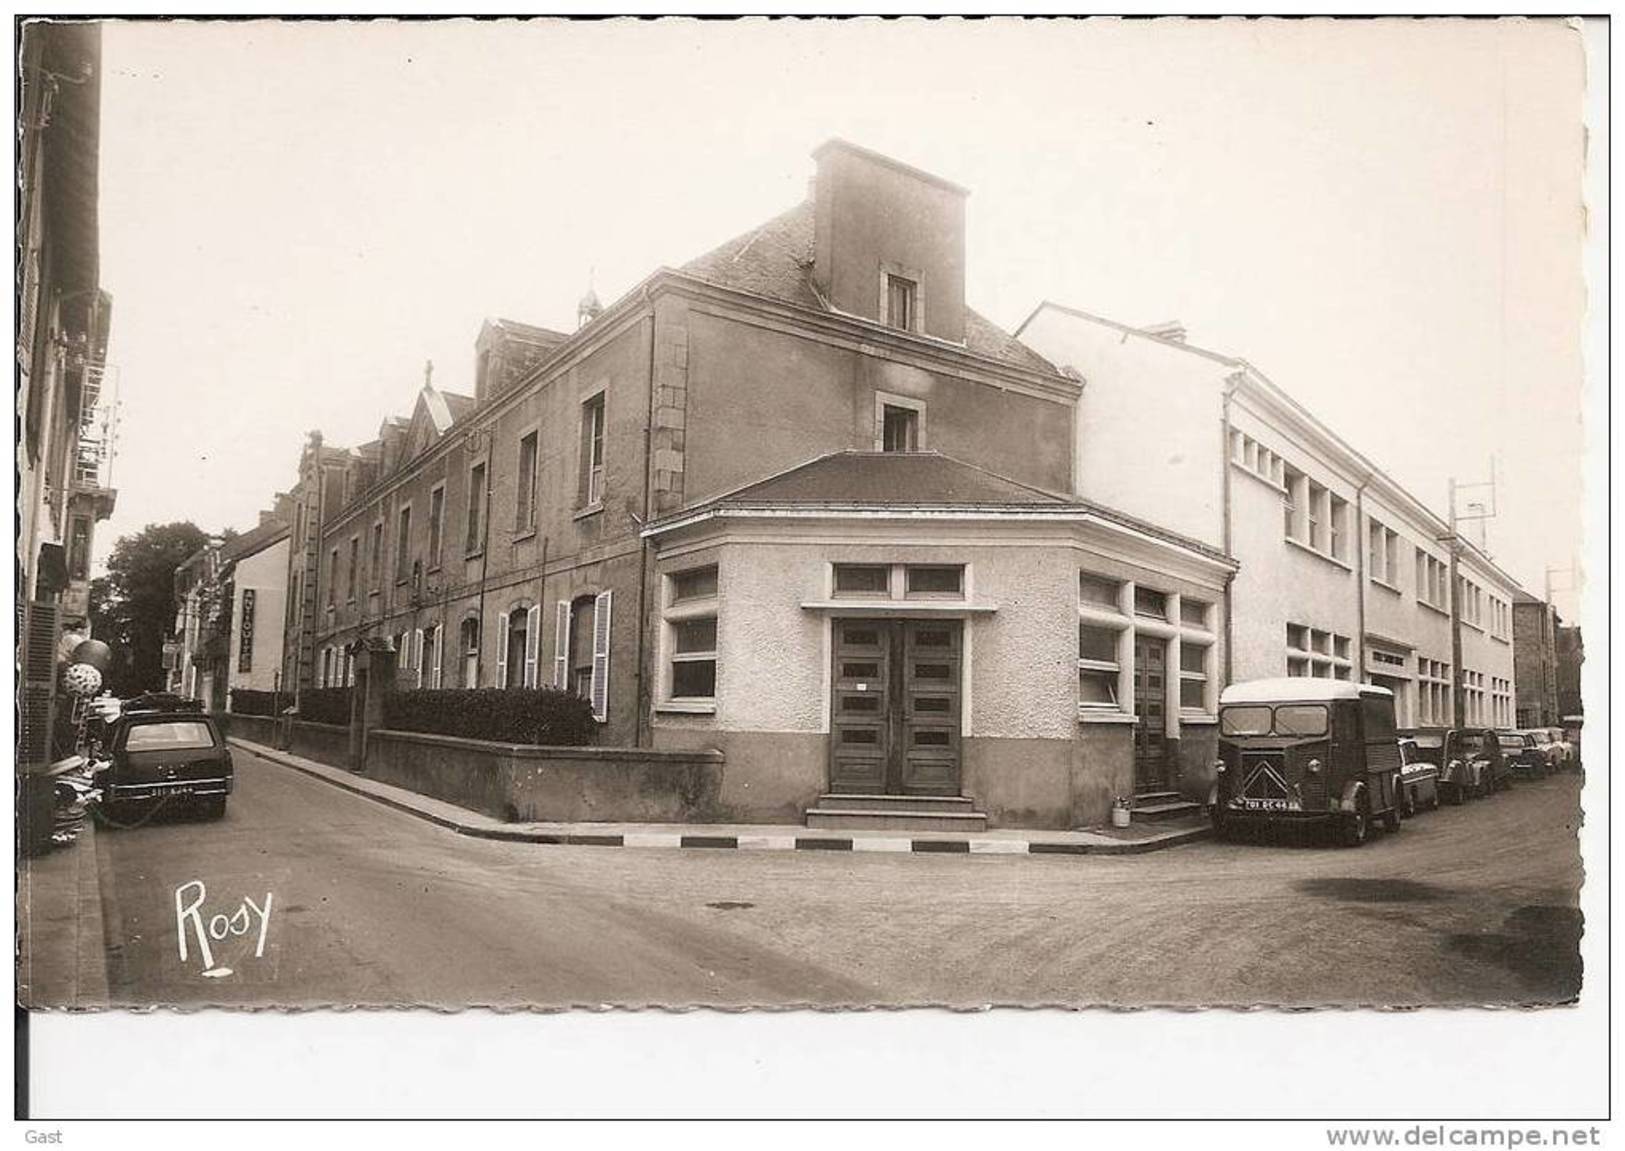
(1143, 320), (1187, 343)
(811, 139), (968, 344)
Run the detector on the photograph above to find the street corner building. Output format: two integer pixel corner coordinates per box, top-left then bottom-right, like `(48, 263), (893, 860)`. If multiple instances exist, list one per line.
(252, 138), (1539, 834)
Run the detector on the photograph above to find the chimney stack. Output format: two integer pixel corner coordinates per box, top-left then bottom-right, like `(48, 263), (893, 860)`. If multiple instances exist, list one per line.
(1143, 320), (1187, 343)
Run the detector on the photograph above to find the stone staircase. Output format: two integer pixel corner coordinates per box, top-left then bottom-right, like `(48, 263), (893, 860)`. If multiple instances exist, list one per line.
(1131, 790), (1204, 823)
(804, 793), (990, 833)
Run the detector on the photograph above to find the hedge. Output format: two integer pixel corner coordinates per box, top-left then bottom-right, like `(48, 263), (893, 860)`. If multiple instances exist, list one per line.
(382, 688), (596, 747)
(229, 688), (287, 717)
(298, 686), (354, 726)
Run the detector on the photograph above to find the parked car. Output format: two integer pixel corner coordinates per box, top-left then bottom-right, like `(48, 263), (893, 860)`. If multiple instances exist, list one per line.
(1401, 728), (1508, 803)
(1524, 728), (1564, 773)
(100, 711), (233, 822)
(1544, 726), (1577, 771)
(1397, 736), (1441, 816)
(1212, 679), (1403, 847)
(1500, 732), (1549, 779)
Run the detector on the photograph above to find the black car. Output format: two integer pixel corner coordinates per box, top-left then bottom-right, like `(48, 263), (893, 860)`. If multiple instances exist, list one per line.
(1499, 732), (1549, 779)
(101, 711), (233, 821)
(1400, 727), (1510, 803)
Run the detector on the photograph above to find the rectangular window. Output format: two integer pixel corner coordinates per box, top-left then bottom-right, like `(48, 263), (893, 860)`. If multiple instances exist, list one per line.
(1179, 598), (1210, 628)
(347, 536), (359, 601)
(905, 565), (963, 597)
(1079, 669), (1118, 707)
(428, 484), (445, 568)
(1180, 678), (1206, 710)
(328, 548), (338, 605)
(885, 274), (917, 332)
(882, 405), (919, 452)
(370, 521), (383, 590)
(580, 394), (606, 507)
(466, 462), (486, 554)
(516, 432), (538, 530)
(1079, 572), (1121, 610)
(1133, 587), (1167, 620)
(1079, 623), (1119, 665)
(67, 517), (90, 581)
(1282, 465), (1303, 539)
(834, 564), (890, 596)
(1307, 482), (1325, 551)
(1329, 495), (1347, 559)
(396, 505), (412, 584)
(667, 566), (718, 702)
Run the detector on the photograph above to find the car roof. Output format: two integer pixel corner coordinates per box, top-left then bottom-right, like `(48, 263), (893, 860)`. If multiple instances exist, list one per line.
(1219, 678), (1392, 704)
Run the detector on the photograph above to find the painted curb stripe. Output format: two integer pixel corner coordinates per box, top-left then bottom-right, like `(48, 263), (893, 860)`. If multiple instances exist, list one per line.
(736, 835), (798, 851)
(911, 839), (970, 853)
(1028, 841), (1091, 855)
(680, 835), (740, 849)
(795, 837), (854, 851)
(624, 833), (683, 849)
(851, 837), (913, 853)
(968, 839), (1030, 854)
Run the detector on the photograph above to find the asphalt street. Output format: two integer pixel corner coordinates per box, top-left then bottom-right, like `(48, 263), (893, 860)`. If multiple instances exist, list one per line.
(92, 744), (1585, 1009)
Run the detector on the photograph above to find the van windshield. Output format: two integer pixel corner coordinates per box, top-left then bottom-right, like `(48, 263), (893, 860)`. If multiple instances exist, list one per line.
(1220, 704), (1329, 738)
(123, 721), (216, 752)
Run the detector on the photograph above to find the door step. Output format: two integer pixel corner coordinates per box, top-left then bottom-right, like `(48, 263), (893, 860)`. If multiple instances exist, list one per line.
(806, 795), (988, 832)
(1132, 792), (1204, 823)
(814, 793), (978, 814)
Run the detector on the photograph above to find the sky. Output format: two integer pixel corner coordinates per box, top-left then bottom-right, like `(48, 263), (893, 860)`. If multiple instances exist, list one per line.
(94, 18), (1591, 617)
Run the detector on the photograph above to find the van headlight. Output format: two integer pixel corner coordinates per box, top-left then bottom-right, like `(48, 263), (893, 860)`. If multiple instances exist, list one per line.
(1213, 758), (1226, 774)
(1306, 758), (1322, 775)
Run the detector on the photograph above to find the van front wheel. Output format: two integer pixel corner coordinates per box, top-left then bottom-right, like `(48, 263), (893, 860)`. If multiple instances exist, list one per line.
(1340, 803), (1370, 848)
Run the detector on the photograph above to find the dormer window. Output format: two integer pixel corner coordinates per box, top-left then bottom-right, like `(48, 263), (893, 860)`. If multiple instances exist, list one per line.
(882, 405), (918, 452)
(885, 273), (917, 332)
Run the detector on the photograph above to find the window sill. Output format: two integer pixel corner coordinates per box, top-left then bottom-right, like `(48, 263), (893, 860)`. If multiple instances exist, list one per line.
(574, 503), (604, 522)
(1180, 712), (1219, 725)
(426, 564), (442, 576)
(1418, 598), (1450, 618)
(1491, 633), (1511, 645)
(1369, 576), (1403, 596)
(656, 699), (716, 715)
(513, 527), (538, 544)
(1230, 460), (1287, 495)
(1078, 709), (1138, 725)
(1284, 535), (1354, 572)
(464, 550), (484, 562)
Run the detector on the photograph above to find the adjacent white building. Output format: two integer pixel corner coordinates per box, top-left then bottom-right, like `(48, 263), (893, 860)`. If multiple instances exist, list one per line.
(226, 519), (292, 697)
(1016, 302), (1522, 731)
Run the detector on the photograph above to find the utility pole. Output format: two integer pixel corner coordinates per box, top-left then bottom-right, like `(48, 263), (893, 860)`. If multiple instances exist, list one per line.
(1446, 461), (1498, 728)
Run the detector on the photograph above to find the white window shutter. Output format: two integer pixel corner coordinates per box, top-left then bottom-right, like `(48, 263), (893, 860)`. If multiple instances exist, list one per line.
(431, 628), (443, 689)
(413, 628), (424, 688)
(553, 600), (571, 689)
(495, 610), (510, 688)
(524, 604), (540, 688)
(590, 590), (612, 722)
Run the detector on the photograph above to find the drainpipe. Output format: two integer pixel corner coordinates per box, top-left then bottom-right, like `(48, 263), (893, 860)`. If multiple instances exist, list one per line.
(1220, 373), (1240, 683)
(634, 294), (657, 748)
(1353, 474), (1370, 683)
(1447, 479), (1465, 727)
(473, 427), (494, 685)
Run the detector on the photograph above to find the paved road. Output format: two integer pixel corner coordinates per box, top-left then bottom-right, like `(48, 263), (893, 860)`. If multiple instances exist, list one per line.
(93, 745), (1584, 1009)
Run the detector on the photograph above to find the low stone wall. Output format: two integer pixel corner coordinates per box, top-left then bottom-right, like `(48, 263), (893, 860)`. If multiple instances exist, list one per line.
(287, 720), (352, 769)
(219, 712), (280, 748)
(364, 729), (727, 824)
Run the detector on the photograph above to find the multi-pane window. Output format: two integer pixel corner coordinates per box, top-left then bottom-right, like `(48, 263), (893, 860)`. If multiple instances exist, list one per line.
(885, 274), (917, 332)
(665, 565), (719, 703)
(1368, 520), (1402, 587)
(882, 405), (919, 452)
(347, 536), (359, 601)
(1307, 481), (1326, 551)
(328, 547), (339, 605)
(833, 564), (890, 596)
(1179, 598), (1210, 628)
(1231, 431), (1286, 488)
(460, 617), (480, 687)
(466, 462), (487, 554)
(1078, 622), (1121, 709)
(906, 565), (962, 597)
(1418, 657), (1452, 725)
(1328, 494), (1348, 560)
(1079, 573), (1121, 611)
(1133, 587), (1167, 620)
(395, 504), (412, 584)
(427, 484), (445, 568)
(1282, 465), (1305, 539)
(1178, 641), (1211, 710)
(1286, 622), (1353, 679)
(516, 431), (538, 530)
(1416, 551), (1449, 611)
(580, 394), (606, 507)
(67, 516), (90, 580)
(1078, 570), (1216, 717)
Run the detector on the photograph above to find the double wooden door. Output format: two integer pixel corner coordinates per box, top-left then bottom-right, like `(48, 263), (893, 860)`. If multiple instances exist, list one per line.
(829, 619), (962, 796)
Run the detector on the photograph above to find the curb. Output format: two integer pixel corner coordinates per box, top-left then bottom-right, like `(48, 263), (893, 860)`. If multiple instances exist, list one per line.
(230, 737), (1212, 858)
(75, 818), (112, 1008)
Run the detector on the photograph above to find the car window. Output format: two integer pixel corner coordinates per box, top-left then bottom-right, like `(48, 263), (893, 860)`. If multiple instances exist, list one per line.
(1220, 706), (1273, 736)
(123, 721), (217, 752)
(1274, 705), (1329, 738)
(1411, 734), (1444, 750)
(1498, 735), (1524, 749)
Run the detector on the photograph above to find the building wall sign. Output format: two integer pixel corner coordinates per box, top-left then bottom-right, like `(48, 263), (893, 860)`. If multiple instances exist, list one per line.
(239, 589), (256, 673)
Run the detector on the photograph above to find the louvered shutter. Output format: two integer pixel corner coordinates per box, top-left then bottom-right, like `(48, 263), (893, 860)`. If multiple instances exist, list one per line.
(19, 601), (59, 765)
(553, 600), (571, 689)
(590, 590), (612, 723)
(523, 604), (540, 688)
(413, 628), (425, 688)
(495, 610), (510, 688)
(431, 627), (443, 689)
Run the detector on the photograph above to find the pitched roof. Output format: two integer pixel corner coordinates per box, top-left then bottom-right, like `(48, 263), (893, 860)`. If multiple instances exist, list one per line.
(442, 391), (476, 424)
(221, 517), (290, 563)
(707, 450), (1072, 508)
(679, 199), (1059, 376)
(487, 317), (570, 347)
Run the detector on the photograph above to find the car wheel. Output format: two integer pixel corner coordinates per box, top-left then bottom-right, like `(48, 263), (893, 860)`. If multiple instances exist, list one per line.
(1429, 787), (1441, 811)
(1447, 783), (1464, 806)
(1401, 791), (1415, 819)
(198, 796), (227, 821)
(1381, 804), (1401, 834)
(1340, 802), (1370, 848)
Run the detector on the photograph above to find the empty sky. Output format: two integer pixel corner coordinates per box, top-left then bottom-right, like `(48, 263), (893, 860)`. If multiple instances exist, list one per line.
(95, 18), (1589, 615)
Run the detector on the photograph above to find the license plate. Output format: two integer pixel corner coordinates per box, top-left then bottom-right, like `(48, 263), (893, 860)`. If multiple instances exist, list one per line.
(1239, 798), (1294, 812)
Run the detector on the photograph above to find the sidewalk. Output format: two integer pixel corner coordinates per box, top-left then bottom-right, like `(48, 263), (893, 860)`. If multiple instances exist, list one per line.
(16, 818), (111, 1010)
(229, 736), (1212, 857)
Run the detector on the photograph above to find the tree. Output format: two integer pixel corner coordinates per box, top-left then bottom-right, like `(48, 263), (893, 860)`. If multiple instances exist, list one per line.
(88, 522), (211, 697)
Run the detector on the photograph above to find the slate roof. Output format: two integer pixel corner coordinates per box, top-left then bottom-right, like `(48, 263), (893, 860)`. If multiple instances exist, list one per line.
(708, 451), (1072, 508)
(220, 517), (289, 564)
(442, 391), (477, 424)
(488, 317), (570, 347)
(679, 199), (1060, 377)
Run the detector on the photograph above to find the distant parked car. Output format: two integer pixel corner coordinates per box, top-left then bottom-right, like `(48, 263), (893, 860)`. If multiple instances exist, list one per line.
(1500, 732), (1550, 779)
(1524, 728), (1564, 773)
(100, 711), (233, 823)
(1544, 726), (1577, 771)
(1397, 737), (1441, 816)
(1401, 728), (1507, 803)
